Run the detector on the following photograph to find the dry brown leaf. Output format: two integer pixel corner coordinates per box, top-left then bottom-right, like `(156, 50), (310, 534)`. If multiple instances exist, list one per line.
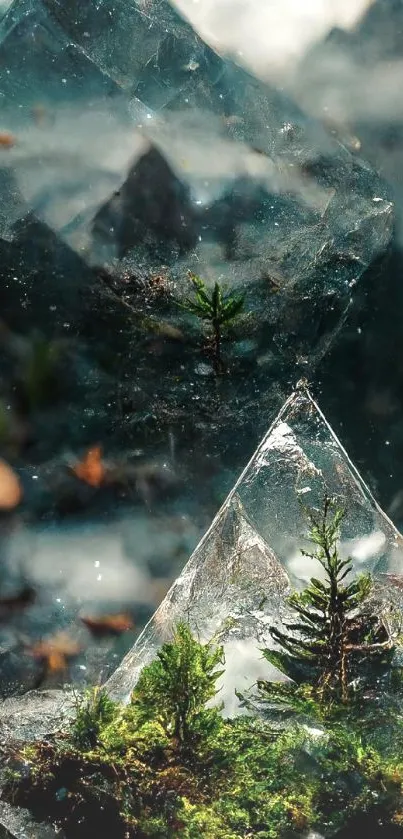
(0, 132), (16, 149)
(72, 445), (105, 488)
(80, 613), (135, 638)
(28, 631), (82, 673)
(0, 459), (22, 510)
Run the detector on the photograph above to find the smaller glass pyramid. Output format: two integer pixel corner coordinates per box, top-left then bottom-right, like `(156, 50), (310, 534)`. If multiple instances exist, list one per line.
(106, 383), (403, 702)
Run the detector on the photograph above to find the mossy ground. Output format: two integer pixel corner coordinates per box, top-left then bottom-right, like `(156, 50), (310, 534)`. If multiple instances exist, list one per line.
(5, 503), (403, 839)
(4, 665), (403, 838)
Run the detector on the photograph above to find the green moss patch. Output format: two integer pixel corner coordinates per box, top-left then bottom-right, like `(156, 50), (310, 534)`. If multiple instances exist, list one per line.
(4, 499), (403, 838)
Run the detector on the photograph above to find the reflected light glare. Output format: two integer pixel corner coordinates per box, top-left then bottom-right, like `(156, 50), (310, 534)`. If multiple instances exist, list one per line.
(173, 0), (375, 78)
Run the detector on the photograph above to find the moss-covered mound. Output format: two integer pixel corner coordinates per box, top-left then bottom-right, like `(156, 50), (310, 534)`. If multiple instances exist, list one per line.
(3, 631), (403, 839)
(4, 500), (403, 838)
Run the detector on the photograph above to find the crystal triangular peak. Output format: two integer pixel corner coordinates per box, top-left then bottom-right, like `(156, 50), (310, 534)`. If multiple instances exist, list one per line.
(105, 384), (403, 701)
(236, 382), (403, 584)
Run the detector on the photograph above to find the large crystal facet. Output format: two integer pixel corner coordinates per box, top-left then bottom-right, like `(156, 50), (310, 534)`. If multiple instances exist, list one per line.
(105, 384), (403, 703)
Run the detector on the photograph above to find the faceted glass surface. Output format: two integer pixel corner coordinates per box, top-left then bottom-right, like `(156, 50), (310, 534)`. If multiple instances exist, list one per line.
(106, 384), (403, 702)
(2, 1), (403, 837)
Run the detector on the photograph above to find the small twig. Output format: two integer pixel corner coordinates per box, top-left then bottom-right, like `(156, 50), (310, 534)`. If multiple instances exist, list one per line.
(345, 638), (394, 653)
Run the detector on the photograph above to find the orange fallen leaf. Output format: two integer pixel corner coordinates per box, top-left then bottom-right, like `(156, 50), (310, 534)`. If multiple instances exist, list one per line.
(72, 445), (105, 488)
(0, 459), (23, 510)
(0, 132), (16, 149)
(81, 613), (134, 638)
(47, 650), (69, 672)
(28, 631), (82, 673)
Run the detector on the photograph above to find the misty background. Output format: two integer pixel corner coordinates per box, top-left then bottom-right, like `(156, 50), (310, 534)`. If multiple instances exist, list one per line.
(2, 0), (403, 705)
(174, 0), (373, 80)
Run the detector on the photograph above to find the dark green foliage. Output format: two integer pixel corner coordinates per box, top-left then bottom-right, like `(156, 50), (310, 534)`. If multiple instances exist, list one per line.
(255, 497), (395, 712)
(7, 704), (403, 839)
(214, 719), (403, 837)
(3, 627), (231, 838)
(131, 621), (225, 751)
(16, 331), (67, 411)
(70, 687), (117, 750)
(5, 538), (403, 838)
(181, 273), (245, 325)
(179, 272), (244, 372)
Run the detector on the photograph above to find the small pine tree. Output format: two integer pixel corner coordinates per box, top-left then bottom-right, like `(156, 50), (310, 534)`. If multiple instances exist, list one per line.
(179, 272), (244, 373)
(254, 497), (395, 712)
(131, 622), (225, 751)
(71, 687), (117, 750)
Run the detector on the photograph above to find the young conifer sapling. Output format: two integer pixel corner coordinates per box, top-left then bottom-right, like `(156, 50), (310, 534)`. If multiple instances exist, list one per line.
(241, 496), (395, 717)
(131, 621), (225, 752)
(179, 272), (244, 373)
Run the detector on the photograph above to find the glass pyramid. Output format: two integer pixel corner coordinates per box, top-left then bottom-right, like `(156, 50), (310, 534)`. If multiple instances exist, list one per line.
(105, 382), (403, 703)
